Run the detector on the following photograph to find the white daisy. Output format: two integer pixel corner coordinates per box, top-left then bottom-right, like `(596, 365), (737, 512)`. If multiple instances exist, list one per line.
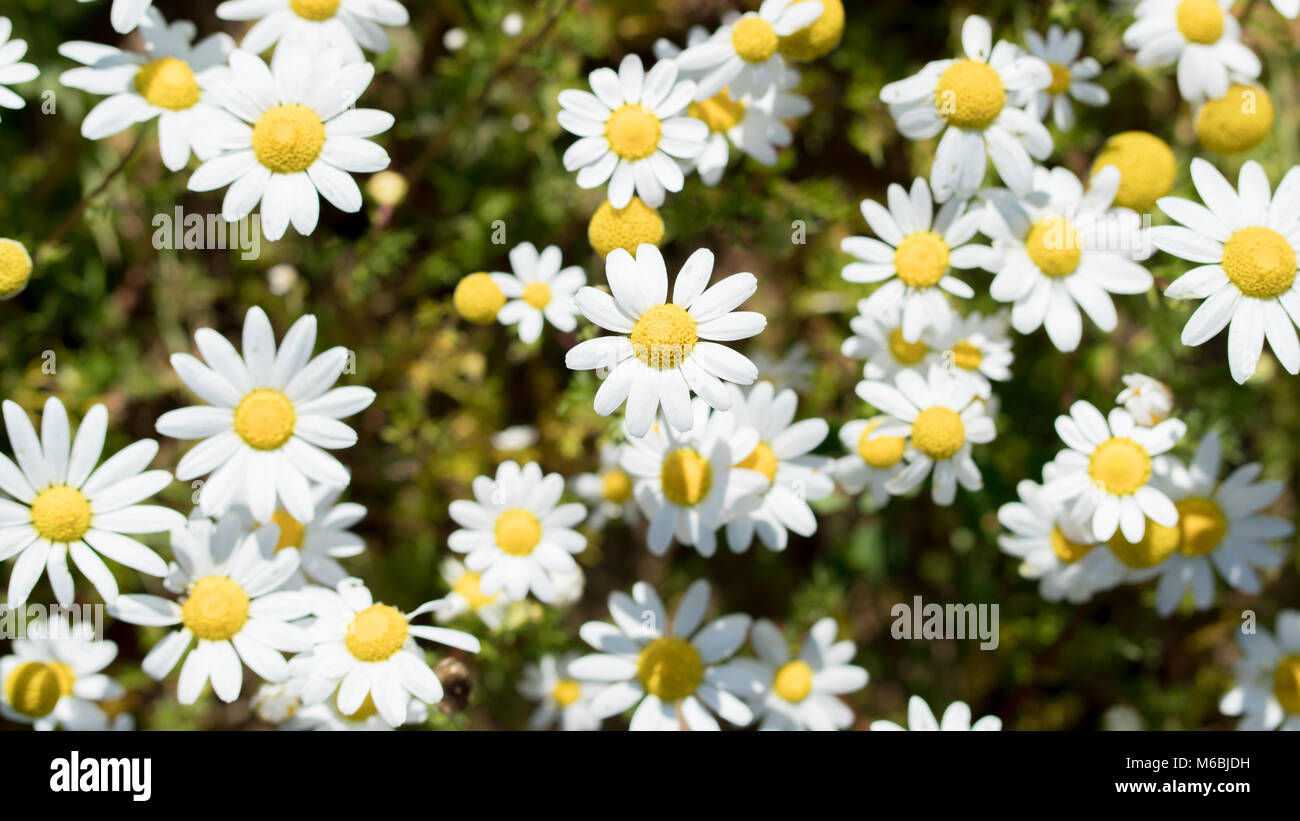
(833, 417), (907, 505)
(1270, 0), (1300, 18)
(108, 513), (313, 704)
(1121, 0), (1260, 103)
(285, 690), (428, 730)
(187, 44), (393, 241)
(570, 442), (639, 529)
(841, 301), (939, 383)
(748, 342), (812, 392)
(0, 17), (39, 121)
(447, 461), (587, 604)
(1022, 25), (1109, 130)
(488, 242), (585, 344)
(688, 69), (811, 186)
(216, 0), (410, 64)
(748, 618), (868, 731)
(871, 695), (1001, 731)
(879, 15), (1052, 200)
(1151, 159), (1300, 384)
(77, 0), (154, 35)
(569, 579), (763, 731)
(155, 306), (376, 525)
(1116, 373), (1174, 427)
(0, 614), (124, 731)
(0, 397), (183, 607)
(256, 482), (366, 587)
(58, 9), (235, 171)
(1219, 609), (1300, 730)
(1041, 400), (1186, 543)
(557, 54), (708, 209)
(519, 652), (603, 731)
(432, 556), (508, 631)
(566, 244), (766, 437)
(936, 310), (1013, 399)
(855, 364), (997, 506)
(841, 177), (986, 343)
(653, 23), (719, 76)
(675, 0), (823, 102)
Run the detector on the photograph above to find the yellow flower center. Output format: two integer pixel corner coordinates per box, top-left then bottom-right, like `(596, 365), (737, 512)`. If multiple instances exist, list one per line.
(857, 419), (905, 468)
(588, 198), (665, 258)
(522, 281), (552, 310)
(735, 441), (778, 483)
(290, 0), (341, 21)
(1025, 217), (1083, 277)
(494, 508), (542, 556)
(181, 576), (251, 641)
(605, 104), (662, 160)
(951, 340), (982, 371)
(778, 0), (845, 61)
(911, 406), (965, 460)
(345, 692), (378, 721)
(731, 16), (779, 63)
(636, 636), (704, 701)
(454, 272), (506, 324)
(1176, 0), (1224, 44)
(1088, 437), (1151, 496)
(1049, 525), (1094, 563)
(660, 447), (713, 507)
(689, 91), (746, 133)
(1195, 84), (1274, 156)
(773, 660), (814, 703)
(50, 662), (76, 696)
(1092, 131), (1177, 213)
(630, 303), (698, 368)
(452, 570), (498, 610)
(1047, 62), (1072, 95)
(893, 231), (951, 288)
(601, 469), (633, 504)
(935, 59), (1006, 130)
(270, 509), (305, 551)
(1175, 497), (1227, 557)
(252, 104), (326, 174)
(233, 389), (296, 451)
(366, 170), (409, 206)
(4, 661), (62, 718)
(344, 603), (409, 662)
(1274, 655), (1300, 715)
(30, 485), (92, 543)
(888, 327), (928, 365)
(1220, 226), (1297, 299)
(135, 56), (200, 111)
(1107, 520), (1180, 568)
(551, 679), (581, 707)
(0, 238), (33, 298)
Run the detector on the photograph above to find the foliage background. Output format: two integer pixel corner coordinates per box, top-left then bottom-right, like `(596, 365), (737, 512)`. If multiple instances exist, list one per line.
(0, 0), (1297, 730)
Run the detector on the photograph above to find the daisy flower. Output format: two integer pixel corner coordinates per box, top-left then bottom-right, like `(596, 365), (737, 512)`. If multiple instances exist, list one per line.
(566, 245), (766, 437)
(570, 443), (639, 529)
(108, 513), (313, 704)
(216, 0), (410, 64)
(155, 306), (376, 525)
(1152, 159), (1300, 384)
(488, 242), (585, 344)
(620, 398), (768, 557)
(519, 652), (603, 731)
(748, 342), (812, 392)
(187, 44), (393, 241)
(1116, 373), (1174, 427)
(1091, 130), (1178, 213)
(855, 364), (997, 506)
(557, 54), (708, 209)
(1220, 609), (1300, 730)
(1121, 0), (1259, 103)
(285, 691), (428, 730)
(936, 310), (1013, 399)
(879, 15), (1052, 200)
(0, 17), (39, 121)
(58, 9), (234, 171)
(0, 397), (183, 607)
(0, 614), (124, 731)
(676, 0), (823, 102)
(871, 695), (1001, 731)
(842, 178), (986, 343)
(569, 579), (763, 731)
(841, 301), (938, 383)
(257, 483), (366, 587)
(77, 0), (154, 34)
(1042, 400), (1186, 543)
(833, 417), (907, 505)
(1129, 432), (1291, 616)
(1021, 25), (1109, 130)
(293, 577), (482, 728)
(747, 618), (868, 731)
(431, 557), (508, 631)
(687, 68), (811, 186)
(982, 165), (1153, 353)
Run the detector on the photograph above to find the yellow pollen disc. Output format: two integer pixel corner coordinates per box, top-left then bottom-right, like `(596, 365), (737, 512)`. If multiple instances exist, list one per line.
(588, 198), (664, 258)
(601, 469), (633, 504)
(888, 327), (928, 365)
(454, 272), (506, 324)
(4, 661), (62, 718)
(630, 303), (698, 368)
(233, 389), (296, 451)
(910, 406), (965, 460)
(181, 576), (250, 641)
(345, 692), (378, 721)
(495, 508), (542, 556)
(773, 660), (814, 703)
(660, 447), (713, 507)
(30, 485), (92, 543)
(893, 231), (951, 288)
(689, 91), (746, 133)
(522, 281), (552, 310)
(1049, 525), (1094, 564)
(935, 59), (1006, 130)
(1176, 0), (1224, 44)
(551, 679), (581, 707)
(731, 16), (779, 63)
(270, 509), (305, 552)
(453, 570), (498, 610)
(135, 57), (200, 111)
(50, 662), (76, 697)
(1274, 655), (1300, 714)
(636, 636), (704, 701)
(1047, 62), (1072, 95)
(252, 104), (326, 174)
(735, 441), (778, 483)
(1088, 437), (1151, 496)
(1025, 217), (1083, 277)
(1175, 497), (1227, 557)
(1195, 84), (1274, 156)
(1108, 520), (1180, 568)
(778, 0), (845, 62)
(290, 0), (341, 21)
(1092, 131), (1177, 212)
(951, 340), (982, 371)
(345, 604), (409, 662)
(605, 104), (662, 160)
(858, 419), (905, 468)
(1220, 226), (1297, 299)
(0, 238), (32, 299)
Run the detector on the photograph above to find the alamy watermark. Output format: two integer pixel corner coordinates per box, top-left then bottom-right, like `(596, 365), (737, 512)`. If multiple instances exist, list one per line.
(891, 595), (1000, 650)
(0, 603), (105, 641)
(152, 207), (261, 260)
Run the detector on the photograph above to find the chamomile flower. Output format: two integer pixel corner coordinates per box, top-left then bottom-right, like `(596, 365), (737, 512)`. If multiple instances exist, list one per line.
(879, 15), (1052, 200)
(747, 618), (868, 731)
(1219, 609), (1300, 730)
(1195, 84), (1274, 156)
(0, 17), (39, 120)
(687, 71), (811, 186)
(841, 301), (939, 383)
(557, 54), (707, 209)
(519, 652), (603, 731)
(1042, 400), (1186, 543)
(0, 397), (183, 607)
(293, 577), (482, 728)
(569, 579), (763, 731)
(108, 514), (313, 704)
(58, 9), (234, 171)
(1128, 432), (1291, 616)
(841, 178), (986, 343)
(587, 197), (665, 259)
(935, 310), (1013, 400)
(1091, 130), (1177, 213)
(1152, 159), (1300, 384)
(834, 417), (906, 505)
(258, 483), (366, 587)
(566, 245), (766, 437)
(0, 238), (31, 299)
(432, 557), (508, 631)
(156, 307), (375, 525)
(1121, 0), (1259, 104)
(1022, 26), (1109, 131)
(676, 0), (823, 102)
(571, 443), (639, 529)
(620, 399), (768, 557)
(748, 342), (812, 392)
(285, 688), (428, 730)
(0, 615), (124, 731)
(77, 0), (154, 35)
(871, 695), (1001, 731)
(187, 44), (393, 241)
(1116, 373), (1174, 427)
(855, 364), (997, 506)
(488, 242), (585, 344)
(215, 0), (410, 64)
